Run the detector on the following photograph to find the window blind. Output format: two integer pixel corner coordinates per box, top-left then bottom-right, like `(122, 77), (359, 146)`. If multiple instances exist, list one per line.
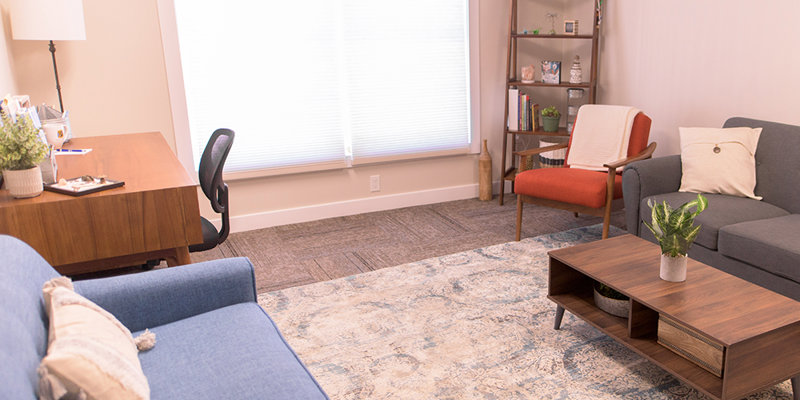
(172, 0), (472, 173)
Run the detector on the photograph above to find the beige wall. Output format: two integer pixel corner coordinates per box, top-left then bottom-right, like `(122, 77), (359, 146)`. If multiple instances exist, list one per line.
(5, 0), (798, 229)
(599, 0), (800, 155)
(0, 3), (16, 94)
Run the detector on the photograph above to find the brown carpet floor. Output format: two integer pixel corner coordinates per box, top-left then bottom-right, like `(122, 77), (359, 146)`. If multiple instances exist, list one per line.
(188, 194), (625, 293)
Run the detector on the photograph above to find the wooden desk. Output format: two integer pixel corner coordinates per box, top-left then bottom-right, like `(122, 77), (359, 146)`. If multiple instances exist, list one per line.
(0, 132), (203, 275)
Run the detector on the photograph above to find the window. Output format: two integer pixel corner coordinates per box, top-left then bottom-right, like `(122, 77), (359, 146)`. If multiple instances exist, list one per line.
(163, 0), (479, 176)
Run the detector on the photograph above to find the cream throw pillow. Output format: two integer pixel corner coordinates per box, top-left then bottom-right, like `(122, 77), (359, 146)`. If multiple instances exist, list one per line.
(679, 127), (762, 200)
(38, 277), (150, 400)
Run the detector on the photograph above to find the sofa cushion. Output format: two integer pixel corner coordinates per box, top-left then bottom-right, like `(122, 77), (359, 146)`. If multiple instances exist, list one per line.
(640, 192), (789, 250)
(137, 303), (327, 400)
(678, 126), (762, 199)
(0, 236), (60, 400)
(39, 277), (149, 400)
(723, 118), (800, 213)
(718, 215), (800, 284)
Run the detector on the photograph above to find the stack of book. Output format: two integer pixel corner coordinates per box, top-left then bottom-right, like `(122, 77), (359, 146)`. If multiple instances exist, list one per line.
(507, 88), (539, 132)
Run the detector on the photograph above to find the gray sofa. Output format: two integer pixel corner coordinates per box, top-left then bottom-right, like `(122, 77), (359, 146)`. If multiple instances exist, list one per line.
(0, 235), (329, 399)
(623, 117), (800, 301)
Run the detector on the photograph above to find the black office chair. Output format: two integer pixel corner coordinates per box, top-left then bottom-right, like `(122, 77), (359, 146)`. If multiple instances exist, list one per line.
(189, 128), (235, 253)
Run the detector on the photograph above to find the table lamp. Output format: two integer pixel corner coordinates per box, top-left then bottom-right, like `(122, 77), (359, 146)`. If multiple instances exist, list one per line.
(9, 0), (86, 113)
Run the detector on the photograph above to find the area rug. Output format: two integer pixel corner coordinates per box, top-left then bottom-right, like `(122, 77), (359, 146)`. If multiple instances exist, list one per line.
(258, 225), (793, 399)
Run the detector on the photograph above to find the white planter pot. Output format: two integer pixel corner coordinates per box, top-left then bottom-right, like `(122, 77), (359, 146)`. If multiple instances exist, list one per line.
(3, 166), (44, 198)
(660, 254), (687, 282)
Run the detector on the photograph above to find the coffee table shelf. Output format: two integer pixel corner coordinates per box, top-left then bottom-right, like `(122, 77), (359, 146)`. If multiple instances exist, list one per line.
(547, 234), (800, 400)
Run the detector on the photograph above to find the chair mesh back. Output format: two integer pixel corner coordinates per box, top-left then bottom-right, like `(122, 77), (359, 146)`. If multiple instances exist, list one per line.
(198, 129), (234, 206)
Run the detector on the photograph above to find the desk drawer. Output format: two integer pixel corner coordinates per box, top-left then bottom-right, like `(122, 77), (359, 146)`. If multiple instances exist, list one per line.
(657, 315), (725, 377)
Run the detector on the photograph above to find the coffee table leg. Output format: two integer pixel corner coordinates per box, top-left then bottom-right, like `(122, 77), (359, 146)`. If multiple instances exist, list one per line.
(792, 376), (798, 400)
(554, 305), (565, 330)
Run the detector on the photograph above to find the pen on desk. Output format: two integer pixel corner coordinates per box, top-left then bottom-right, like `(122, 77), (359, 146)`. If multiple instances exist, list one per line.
(55, 149), (86, 152)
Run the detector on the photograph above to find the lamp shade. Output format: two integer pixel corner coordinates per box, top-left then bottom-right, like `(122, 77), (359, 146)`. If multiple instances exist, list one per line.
(9, 0), (86, 41)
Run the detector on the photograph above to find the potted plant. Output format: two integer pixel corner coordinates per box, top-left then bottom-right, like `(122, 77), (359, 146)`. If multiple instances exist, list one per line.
(541, 106), (560, 132)
(0, 111), (49, 198)
(643, 193), (708, 282)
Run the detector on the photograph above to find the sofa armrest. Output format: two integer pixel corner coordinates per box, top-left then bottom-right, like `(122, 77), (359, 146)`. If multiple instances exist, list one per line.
(622, 155), (682, 236)
(74, 257), (257, 332)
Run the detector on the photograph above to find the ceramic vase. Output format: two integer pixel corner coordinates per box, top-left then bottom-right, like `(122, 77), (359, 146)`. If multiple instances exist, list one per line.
(660, 254), (687, 282)
(3, 166), (44, 198)
(478, 140), (492, 201)
(542, 116), (559, 132)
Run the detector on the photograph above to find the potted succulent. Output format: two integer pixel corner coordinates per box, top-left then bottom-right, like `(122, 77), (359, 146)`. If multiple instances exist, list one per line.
(0, 111), (49, 198)
(643, 193), (708, 282)
(541, 106), (560, 132)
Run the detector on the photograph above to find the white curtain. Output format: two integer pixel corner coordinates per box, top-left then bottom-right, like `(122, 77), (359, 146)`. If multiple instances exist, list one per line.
(173, 0), (472, 173)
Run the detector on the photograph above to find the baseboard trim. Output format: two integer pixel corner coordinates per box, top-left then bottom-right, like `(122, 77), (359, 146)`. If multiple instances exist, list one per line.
(213, 181), (510, 233)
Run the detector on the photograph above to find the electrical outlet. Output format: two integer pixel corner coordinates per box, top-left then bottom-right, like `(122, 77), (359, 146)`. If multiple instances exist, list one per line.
(370, 175), (380, 192)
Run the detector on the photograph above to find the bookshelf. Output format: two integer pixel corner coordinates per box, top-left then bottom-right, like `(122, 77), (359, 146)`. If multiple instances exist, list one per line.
(498, 0), (603, 205)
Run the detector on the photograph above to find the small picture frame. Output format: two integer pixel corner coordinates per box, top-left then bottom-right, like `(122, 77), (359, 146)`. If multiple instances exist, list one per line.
(541, 61), (561, 84)
(564, 20), (579, 35)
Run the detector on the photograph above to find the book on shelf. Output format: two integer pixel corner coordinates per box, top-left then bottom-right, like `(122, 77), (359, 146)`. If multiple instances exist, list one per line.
(507, 87), (519, 131)
(508, 88), (540, 132)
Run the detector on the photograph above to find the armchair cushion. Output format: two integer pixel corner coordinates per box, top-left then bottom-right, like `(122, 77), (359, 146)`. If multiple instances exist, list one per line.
(137, 303), (327, 400)
(515, 167), (622, 209)
(640, 192), (789, 250)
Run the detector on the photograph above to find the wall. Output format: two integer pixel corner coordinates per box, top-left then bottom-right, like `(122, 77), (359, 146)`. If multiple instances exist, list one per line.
(599, 0), (800, 155)
(0, 1), (17, 94)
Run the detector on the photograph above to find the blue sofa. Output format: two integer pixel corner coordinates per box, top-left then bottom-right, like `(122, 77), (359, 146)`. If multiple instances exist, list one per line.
(0, 235), (328, 400)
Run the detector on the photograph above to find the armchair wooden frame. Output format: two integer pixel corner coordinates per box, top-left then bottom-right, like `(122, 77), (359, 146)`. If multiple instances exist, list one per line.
(515, 142), (657, 241)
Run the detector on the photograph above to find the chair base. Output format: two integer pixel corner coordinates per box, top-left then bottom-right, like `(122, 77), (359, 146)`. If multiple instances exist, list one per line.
(515, 194), (623, 241)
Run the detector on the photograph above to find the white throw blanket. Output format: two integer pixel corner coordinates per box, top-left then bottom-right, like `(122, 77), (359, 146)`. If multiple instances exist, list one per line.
(567, 105), (640, 171)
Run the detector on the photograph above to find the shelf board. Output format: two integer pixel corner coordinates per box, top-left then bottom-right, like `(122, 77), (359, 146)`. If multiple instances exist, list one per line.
(506, 129), (570, 137)
(549, 292), (724, 400)
(508, 81), (591, 88)
(512, 33), (594, 39)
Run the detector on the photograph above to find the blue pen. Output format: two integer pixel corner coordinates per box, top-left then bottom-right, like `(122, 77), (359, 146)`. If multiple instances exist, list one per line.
(56, 149), (85, 152)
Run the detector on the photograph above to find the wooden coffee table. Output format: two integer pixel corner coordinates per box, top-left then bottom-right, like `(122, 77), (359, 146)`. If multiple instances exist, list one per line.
(547, 234), (800, 400)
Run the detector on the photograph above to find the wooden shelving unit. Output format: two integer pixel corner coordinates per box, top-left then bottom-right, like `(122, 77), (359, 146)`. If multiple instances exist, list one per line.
(498, 0), (602, 205)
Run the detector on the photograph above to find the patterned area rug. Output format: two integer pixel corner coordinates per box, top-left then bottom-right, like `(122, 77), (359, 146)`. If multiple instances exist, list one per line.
(258, 225), (793, 399)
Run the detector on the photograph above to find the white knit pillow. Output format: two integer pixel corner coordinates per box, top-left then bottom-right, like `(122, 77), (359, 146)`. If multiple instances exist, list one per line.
(38, 277), (151, 400)
(679, 127), (762, 200)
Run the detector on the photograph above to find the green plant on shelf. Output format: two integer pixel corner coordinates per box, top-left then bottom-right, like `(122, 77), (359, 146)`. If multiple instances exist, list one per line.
(541, 106), (560, 119)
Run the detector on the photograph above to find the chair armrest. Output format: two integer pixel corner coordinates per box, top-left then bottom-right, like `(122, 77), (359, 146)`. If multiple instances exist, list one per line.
(603, 142), (657, 170)
(621, 154), (682, 236)
(74, 257), (257, 332)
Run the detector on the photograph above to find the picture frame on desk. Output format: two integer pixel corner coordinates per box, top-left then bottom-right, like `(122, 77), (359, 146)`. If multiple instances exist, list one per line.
(541, 61), (561, 84)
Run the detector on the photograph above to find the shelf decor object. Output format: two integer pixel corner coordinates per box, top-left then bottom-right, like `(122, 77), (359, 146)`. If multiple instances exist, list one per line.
(498, 0), (603, 205)
(9, 0), (87, 112)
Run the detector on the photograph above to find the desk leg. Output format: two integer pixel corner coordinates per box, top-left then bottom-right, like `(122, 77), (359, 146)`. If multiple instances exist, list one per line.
(166, 246), (192, 267)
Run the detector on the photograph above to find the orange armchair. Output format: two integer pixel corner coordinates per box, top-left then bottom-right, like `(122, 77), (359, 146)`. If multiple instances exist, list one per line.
(514, 111), (655, 240)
